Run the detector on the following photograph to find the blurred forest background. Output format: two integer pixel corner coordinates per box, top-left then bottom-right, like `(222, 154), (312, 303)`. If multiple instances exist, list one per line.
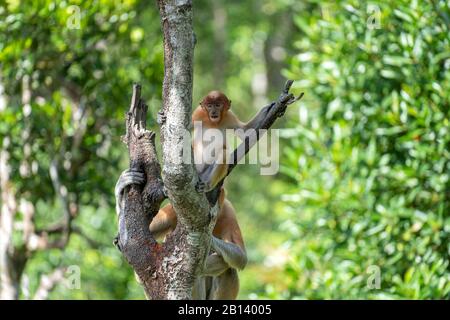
(0, 0), (449, 299)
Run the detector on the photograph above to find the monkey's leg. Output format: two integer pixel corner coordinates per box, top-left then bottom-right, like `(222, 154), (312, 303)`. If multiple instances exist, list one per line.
(195, 165), (214, 193)
(149, 204), (177, 240)
(196, 162), (228, 193)
(202, 253), (229, 276)
(192, 277), (207, 300)
(209, 268), (239, 300)
(211, 236), (247, 271)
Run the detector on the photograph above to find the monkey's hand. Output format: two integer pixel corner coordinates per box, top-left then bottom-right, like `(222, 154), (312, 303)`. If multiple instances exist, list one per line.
(201, 253), (229, 276)
(196, 163), (227, 193)
(157, 110), (166, 125)
(114, 168), (145, 216)
(211, 236), (247, 271)
(273, 101), (288, 118)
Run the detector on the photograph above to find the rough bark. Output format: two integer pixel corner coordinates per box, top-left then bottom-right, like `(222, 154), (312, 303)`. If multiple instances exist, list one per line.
(117, 84), (214, 300)
(157, 0), (215, 299)
(117, 0), (217, 300)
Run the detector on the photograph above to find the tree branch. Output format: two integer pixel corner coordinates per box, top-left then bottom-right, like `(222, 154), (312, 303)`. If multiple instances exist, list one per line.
(118, 84), (170, 299)
(119, 85), (160, 267)
(33, 268), (66, 300)
(0, 140), (19, 300)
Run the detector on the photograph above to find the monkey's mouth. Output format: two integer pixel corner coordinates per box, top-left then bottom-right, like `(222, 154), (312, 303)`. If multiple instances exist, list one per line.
(210, 115), (220, 122)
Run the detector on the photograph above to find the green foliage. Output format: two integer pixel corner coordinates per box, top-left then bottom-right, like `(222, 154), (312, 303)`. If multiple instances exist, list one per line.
(0, 0), (448, 300)
(250, 0), (449, 299)
(0, 0), (163, 299)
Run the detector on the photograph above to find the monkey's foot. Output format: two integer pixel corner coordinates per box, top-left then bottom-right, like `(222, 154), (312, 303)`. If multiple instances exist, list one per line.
(115, 169), (145, 197)
(157, 110), (166, 125)
(114, 168), (146, 215)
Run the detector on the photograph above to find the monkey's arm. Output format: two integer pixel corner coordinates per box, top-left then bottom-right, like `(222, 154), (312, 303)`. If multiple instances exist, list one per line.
(210, 236), (247, 271)
(201, 238), (247, 276)
(225, 104), (275, 132)
(202, 200), (247, 274)
(196, 161), (228, 193)
(242, 103), (275, 130)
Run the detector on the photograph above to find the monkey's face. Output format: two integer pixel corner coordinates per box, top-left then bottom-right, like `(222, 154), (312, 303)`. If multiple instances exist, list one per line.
(204, 101), (224, 123)
(201, 91), (231, 124)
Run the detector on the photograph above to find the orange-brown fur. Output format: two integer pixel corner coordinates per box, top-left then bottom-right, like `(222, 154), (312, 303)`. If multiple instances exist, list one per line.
(192, 91), (245, 189)
(150, 195), (245, 252)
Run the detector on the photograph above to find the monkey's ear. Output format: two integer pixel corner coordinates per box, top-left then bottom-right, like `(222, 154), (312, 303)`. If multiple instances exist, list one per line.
(226, 100), (232, 110)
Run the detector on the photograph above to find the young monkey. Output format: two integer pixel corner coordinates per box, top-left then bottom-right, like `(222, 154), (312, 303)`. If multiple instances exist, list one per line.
(191, 90), (271, 191)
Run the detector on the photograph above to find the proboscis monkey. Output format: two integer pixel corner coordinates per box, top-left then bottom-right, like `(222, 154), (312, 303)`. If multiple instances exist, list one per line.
(190, 90), (272, 192)
(116, 91), (275, 298)
(151, 189), (246, 299)
(115, 174), (246, 299)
